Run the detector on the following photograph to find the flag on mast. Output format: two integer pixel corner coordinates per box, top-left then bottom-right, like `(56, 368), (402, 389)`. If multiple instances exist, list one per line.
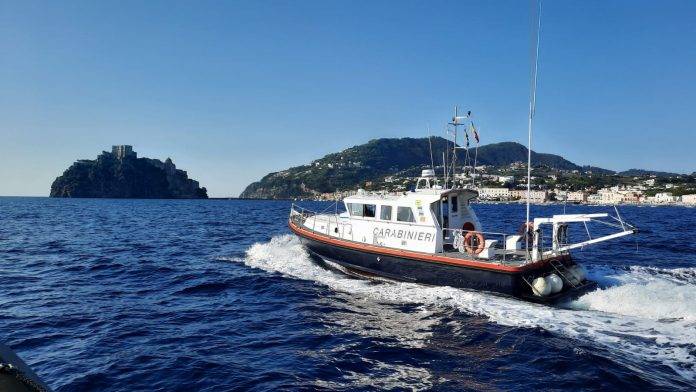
(471, 122), (480, 143)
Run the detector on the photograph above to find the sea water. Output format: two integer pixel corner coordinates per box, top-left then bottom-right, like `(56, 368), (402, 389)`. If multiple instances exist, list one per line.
(0, 198), (694, 391)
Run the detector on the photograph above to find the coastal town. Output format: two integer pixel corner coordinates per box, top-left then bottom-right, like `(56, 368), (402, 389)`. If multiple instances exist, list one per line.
(309, 162), (696, 206)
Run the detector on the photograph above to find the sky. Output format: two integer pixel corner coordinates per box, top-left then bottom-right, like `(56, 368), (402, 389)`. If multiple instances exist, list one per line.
(1, 0), (695, 197)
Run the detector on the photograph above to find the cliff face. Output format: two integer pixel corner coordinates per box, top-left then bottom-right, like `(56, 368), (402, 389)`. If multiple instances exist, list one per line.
(50, 152), (207, 199)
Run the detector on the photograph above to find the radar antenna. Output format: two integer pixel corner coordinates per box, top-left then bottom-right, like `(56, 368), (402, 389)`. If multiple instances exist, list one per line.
(449, 106), (471, 189)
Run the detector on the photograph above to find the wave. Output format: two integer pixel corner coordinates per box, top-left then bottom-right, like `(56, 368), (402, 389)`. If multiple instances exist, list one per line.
(227, 234), (696, 385)
(572, 265), (696, 322)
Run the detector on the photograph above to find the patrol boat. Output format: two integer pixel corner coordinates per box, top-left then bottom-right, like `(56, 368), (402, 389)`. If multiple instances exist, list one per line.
(288, 167), (636, 303)
(289, 7), (637, 302)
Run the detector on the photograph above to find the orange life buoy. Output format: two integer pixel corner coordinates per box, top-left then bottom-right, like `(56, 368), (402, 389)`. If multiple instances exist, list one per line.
(463, 231), (485, 255)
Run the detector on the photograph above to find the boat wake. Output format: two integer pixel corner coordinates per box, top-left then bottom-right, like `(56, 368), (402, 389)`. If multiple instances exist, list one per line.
(231, 234), (696, 385)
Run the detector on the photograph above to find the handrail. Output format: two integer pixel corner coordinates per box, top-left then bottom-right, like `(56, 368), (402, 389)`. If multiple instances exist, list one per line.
(290, 204), (634, 264)
(292, 203), (354, 241)
(441, 227), (554, 264)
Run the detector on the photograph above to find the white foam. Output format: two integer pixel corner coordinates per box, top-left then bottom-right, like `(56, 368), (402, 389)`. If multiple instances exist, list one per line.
(571, 275), (696, 322)
(231, 235), (696, 384)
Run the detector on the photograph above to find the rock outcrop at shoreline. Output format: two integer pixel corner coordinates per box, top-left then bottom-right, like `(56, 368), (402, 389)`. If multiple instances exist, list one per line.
(50, 146), (208, 199)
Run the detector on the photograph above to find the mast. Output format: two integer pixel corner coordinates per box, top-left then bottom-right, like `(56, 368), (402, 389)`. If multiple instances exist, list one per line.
(471, 130), (478, 188)
(526, 0), (542, 229)
(428, 124), (435, 172)
(442, 152), (447, 186)
(453, 106), (458, 186)
(449, 106), (469, 189)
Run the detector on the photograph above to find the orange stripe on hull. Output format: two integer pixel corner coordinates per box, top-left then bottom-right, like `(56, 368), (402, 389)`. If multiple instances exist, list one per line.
(288, 220), (563, 273)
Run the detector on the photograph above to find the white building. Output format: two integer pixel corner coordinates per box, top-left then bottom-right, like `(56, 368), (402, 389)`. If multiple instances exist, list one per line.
(587, 193), (602, 203)
(567, 191), (587, 203)
(595, 187), (643, 204)
(654, 192), (677, 203)
(498, 176), (515, 184)
(554, 190), (568, 201)
(478, 187), (511, 200)
(598, 188), (623, 204)
(681, 194), (696, 205)
(510, 190), (547, 203)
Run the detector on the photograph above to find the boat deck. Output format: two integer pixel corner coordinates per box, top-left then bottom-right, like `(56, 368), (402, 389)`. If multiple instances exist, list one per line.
(441, 249), (530, 266)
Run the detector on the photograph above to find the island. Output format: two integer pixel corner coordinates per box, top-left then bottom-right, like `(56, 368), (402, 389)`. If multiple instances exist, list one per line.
(240, 137), (695, 205)
(50, 145), (208, 199)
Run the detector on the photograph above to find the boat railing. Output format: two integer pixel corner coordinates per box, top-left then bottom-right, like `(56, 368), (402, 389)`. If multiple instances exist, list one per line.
(441, 228), (553, 264)
(289, 203), (312, 226)
(290, 203), (353, 240)
(291, 204), (634, 264)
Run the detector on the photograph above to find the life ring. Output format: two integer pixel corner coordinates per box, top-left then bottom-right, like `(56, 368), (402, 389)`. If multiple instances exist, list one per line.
(463, 231), (485, 255)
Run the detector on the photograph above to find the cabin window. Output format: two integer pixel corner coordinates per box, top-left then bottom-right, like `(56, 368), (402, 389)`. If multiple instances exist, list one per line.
(397, 206), (415, 223)
(451, 196), (458, 212)
(380, 205), (392, 220)
(363, 204), (376, 218)
(348, 203), (363, 217)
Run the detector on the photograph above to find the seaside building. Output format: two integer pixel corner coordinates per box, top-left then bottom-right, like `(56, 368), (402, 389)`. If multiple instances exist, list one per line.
(654, 192), (677, 203)
(510, 189), (547, 203)
(595, 186), (644, 204)
(478, 187), (511, 200)
(681, 194), (696, 205)
(587, 194), (602, 203)
(598, 188), (623, 204)
(567, 191), (587, 203)
(554, 190), (568, 201)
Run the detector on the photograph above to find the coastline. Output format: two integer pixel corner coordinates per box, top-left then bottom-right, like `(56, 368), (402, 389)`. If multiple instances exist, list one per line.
(1, 195), (693, 208)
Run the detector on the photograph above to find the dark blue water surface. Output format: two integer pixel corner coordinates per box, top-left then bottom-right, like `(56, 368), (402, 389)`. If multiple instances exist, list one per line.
(0, 197), (694, 391)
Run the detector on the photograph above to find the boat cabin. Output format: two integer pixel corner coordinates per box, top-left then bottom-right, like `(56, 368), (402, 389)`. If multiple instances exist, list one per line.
(301, 170), (483, 254)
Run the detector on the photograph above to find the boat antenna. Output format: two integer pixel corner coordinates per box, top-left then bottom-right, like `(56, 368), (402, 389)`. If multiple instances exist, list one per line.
(428, 124), (435, 172)
(449, 106), (471, 188)
(471, 118), (479, 188)
(444, 125), (451, 187)
(452, 106), (458, 186)
(442, 152), (447, 186)
(526, 0), (542, 230)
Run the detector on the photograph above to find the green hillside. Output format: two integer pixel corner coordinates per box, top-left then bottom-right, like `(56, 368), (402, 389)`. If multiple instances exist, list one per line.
(240, 137), (583, 199)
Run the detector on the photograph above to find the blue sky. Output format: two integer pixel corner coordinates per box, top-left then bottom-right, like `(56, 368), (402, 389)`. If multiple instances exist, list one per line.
(1, 0), (695, 197)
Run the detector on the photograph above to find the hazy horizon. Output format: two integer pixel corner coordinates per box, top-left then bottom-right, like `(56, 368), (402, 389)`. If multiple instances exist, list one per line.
(2, 1), (695, 197)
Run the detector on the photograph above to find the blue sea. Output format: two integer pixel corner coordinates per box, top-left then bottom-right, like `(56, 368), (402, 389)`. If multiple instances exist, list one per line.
(0, 197), (694, 391)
